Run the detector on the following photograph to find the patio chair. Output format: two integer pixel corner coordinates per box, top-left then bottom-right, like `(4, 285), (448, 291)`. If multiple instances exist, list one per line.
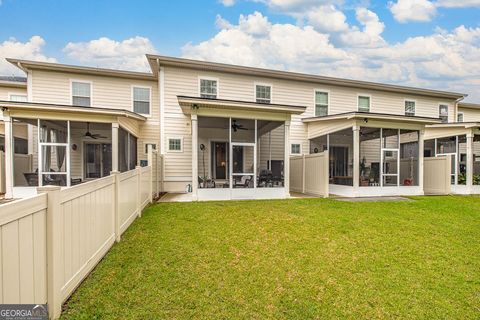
(198, 176), (216, 188)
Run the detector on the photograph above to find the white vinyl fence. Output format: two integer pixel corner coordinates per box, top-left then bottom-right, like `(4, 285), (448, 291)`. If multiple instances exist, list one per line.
(290, 152), (329, 197)
(0, 165), (153, 319)
(424, 156), (451, 195)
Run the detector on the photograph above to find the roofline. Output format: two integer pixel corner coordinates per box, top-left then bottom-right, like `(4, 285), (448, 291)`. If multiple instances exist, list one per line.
(302, 111), (442, 124)
(0, 100), (146, 121)
(147, 54), (467, 100)
(177, 95), (307, 115)
(426, 122), (480, 128)
(458, 102), (480, 109)
(0, 79), (27, 88)
(6, 58), (157, 81)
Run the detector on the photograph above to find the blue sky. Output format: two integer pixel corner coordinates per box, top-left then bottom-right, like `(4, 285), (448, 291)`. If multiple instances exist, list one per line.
(0, 0), (479, 100)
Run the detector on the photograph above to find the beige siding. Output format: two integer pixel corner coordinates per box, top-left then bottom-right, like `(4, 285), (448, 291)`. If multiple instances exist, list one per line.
(458, 107), (480, 122)
(0, 86), (27, 101)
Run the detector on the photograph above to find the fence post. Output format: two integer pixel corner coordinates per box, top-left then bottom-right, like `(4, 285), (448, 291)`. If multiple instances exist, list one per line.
(147, 144), (154, 202)
(302, 154), (306, 194)
(136, 166), (142, 217)
(111, 171), (121, 242)
(37, 185), (62, 320)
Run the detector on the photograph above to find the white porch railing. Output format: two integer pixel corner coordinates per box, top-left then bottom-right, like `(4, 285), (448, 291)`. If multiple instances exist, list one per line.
(0, 165), (153, 319)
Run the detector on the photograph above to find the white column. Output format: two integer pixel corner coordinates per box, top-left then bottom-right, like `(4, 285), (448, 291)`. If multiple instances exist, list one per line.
(466, 131), (474, 193)
(147, 144), (154, 201)
(419, 129), (425, 192)
(284, 119), (291, 197)
(112, 122), (119, 172)
(353, 125), (360, 194)
(191, 114), (198, 200)
(4, 111), (14, 198)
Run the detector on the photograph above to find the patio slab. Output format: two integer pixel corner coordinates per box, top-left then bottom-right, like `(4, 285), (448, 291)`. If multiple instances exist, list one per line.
(157, 192), (193, 203)
(334, 196), (413, 202)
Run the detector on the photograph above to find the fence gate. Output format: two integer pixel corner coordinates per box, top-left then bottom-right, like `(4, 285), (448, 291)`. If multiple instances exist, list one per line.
(424, 156), (451, 195)
(290, 152), (329, 197)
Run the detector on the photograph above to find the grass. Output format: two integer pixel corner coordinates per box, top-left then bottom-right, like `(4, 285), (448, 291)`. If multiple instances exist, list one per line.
(61, 196), (480, 319)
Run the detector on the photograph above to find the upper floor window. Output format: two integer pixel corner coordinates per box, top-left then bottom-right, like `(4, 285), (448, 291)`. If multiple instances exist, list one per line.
(255, 84), (271, 104)
(71, 81), (91, 107)
(457, 112), (464, 122)
(439, 105), (448, 123)
(199, 79), (218, 99)
(133, 86), (151, 115)
(315, 91), (329, 117)
(9, 94), (27, 102)
(405, 100), (415, 116)
(358, 95), (370, 112)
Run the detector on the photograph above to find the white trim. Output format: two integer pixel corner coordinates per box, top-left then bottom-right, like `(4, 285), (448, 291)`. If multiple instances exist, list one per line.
(131, 85), (152, 117)
(160, 67), (165, 155)
(27, 71), (33, 102)
(357, 94), (372, 112)
(198, 76), (219, 99)
(404, 99), (416, 116)
(254, 82), (273, 104)
(313, 89), (330, 117)
(167, 136), (183, 152)
(70, 79), (93, 107)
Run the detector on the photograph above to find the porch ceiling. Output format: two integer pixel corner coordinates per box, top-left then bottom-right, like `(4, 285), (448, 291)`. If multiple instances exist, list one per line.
(177, 96), (307, 115)
(0, 100), (146, 122)
(303, 112), (442, 124)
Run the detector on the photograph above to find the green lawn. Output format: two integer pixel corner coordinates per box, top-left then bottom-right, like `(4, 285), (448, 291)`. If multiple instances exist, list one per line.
(61, 196), (480, 319)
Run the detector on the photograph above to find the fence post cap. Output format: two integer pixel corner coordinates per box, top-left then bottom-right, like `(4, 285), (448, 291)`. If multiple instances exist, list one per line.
(37, 185), (61, 193)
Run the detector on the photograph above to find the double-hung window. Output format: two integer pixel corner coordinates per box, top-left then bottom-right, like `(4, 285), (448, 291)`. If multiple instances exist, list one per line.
(71, 81), (91, 107)
(255, 84), (271, 104)
(405, 100), (415, 116)
(315, 91), (329, 117)
(200, 79), (218, 99)
(133, 86), (151, 115)
(9, 94), (27, 102)
(439, 105), (449, 123)
(358, 95), (370, 112)
(457, 112), (464, 122)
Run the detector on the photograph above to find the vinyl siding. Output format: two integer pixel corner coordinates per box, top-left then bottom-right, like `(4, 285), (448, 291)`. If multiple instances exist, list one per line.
(0, 86), (27, 101)
(458, 107), (480, 122)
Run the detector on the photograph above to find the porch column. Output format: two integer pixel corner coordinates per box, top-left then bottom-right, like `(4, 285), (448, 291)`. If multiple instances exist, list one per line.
(466, 131), (474, 193)
(418, 129), (425, 192)
(3, 111), (14, 198)
(353, 125), (360, 194)
(112, 122), (119, 172)
(191, 114), (198, 201)
(284, 119), (291, 197)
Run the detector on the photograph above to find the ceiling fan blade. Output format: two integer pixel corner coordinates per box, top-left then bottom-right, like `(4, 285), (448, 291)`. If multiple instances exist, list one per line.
(238, 127), (248, 130)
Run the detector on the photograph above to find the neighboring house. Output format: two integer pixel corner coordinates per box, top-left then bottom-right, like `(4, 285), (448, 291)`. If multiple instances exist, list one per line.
(0, 55), (479, 199)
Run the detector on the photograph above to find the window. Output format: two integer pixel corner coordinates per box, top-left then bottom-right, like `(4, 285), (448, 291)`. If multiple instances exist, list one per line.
(255, 84), (271, 104)
(439, 105), (448, 123)
(133, 87), (151, 115)
(405, 100), (415, 116)
(457, 112), (464, 122)
(9, 94), (27, 102)
(358, 96), (370, 112)
(315, 91), (329, 116)
(145, 143), (156, 154)
(71, 81), (91, 107)
(199, 79), (217, 99)
(291, 143), (301, 155)
(168, 137), (183, 152)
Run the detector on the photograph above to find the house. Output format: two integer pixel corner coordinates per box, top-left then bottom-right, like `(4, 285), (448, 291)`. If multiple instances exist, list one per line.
(0, 55), (479, 200)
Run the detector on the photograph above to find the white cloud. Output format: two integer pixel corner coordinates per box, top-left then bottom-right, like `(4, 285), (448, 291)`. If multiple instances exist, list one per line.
(389, 0), (480, 23)
(389, 0), (436, 23)
(306, 5), (349, 33)
(220, 0), (236, 6)
(63, 36), (157, 72)
(182, 12), (480, 101)
(0, 36), (56, 75)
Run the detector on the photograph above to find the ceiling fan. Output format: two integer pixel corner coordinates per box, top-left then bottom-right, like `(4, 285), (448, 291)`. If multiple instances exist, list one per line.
(231, 120), (248, 132)
(84, 122), (107, 139)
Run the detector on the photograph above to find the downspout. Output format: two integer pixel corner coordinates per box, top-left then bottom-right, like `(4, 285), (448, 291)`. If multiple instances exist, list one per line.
(454, 95), (466, 122)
